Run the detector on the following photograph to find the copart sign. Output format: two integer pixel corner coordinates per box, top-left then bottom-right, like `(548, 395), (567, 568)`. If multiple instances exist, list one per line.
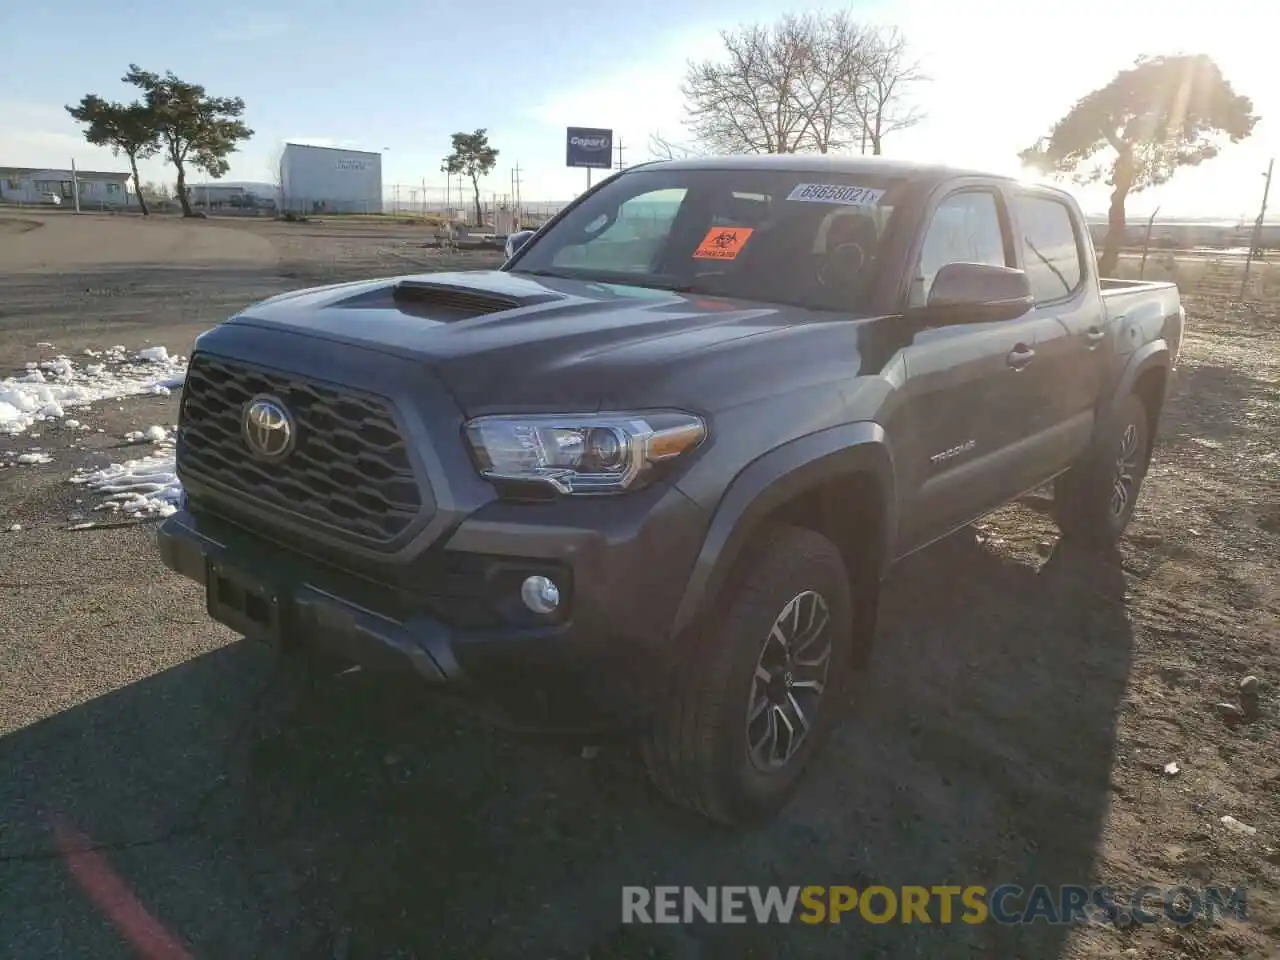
(566, 127), (614, 169)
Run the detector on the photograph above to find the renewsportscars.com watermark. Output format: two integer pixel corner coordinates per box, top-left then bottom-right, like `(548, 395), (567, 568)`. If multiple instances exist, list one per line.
(622, 885), (1248, 926)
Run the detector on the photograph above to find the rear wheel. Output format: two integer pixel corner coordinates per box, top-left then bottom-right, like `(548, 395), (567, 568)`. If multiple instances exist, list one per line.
(1055, 392), (1152, 544)
(643, 524), (862, 824)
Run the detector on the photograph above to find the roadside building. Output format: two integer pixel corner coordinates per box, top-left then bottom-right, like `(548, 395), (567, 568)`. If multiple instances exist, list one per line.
(279, 143), (382, 214)
(185, 181), (277, 212)
(0, 167), (132, 206)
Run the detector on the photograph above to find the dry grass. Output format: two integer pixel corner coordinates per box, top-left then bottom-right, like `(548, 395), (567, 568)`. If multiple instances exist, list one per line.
(1115, 252), (1280, 313)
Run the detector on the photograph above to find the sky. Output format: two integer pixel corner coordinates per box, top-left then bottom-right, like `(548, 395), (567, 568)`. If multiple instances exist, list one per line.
(0, 0), (1274, 218)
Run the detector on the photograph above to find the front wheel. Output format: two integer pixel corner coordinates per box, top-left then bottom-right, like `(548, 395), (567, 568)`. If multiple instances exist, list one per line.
(1054, 392), (1152, 544)
(643, 524), (860, 825)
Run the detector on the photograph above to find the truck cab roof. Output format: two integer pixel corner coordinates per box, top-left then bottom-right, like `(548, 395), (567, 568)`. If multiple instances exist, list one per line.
(639, 154), (1015, 186)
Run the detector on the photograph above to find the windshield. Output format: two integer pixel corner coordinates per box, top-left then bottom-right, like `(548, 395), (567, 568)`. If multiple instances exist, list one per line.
(508, 167), (905, 312)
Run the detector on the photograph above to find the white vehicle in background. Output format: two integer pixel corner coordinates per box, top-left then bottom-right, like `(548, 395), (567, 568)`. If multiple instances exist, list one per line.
(40, 193), (62, 206)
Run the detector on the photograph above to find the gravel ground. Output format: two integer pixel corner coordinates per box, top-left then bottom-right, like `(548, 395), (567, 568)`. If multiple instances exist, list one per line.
(0, 212), (1276, 959)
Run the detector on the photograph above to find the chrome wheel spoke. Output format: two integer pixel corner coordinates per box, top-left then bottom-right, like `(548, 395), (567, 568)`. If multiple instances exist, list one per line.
(785, 692), (812, 735)
(750, 705), (780, 765)
(789, 658), (827, 693)
(791, 607), (830, 661)
(773, 704), (798, 762)
(745, 589), (834, 772)
(1108, 421), (1142, 518)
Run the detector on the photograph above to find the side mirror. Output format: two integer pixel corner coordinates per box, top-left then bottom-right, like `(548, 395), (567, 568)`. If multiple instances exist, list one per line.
(914, 262), (1034, 325)
(504, 229), (535, 260)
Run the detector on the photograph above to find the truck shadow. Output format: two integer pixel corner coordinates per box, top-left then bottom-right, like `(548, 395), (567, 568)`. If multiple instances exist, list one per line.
(0, 531), (1131, 959)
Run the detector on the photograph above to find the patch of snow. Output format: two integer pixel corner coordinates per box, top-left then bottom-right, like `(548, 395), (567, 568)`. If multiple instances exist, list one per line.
(7, 524), (21, 532)
(16, 452), (52, 465)
(64, 419), (80, 429)
(136, 345), (171, 363)
(70, 444), (182, 518)
(0, 347), (187, 437)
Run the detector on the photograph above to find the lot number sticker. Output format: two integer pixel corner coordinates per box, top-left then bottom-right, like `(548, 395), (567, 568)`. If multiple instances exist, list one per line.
(693, 226), (755, 260)
(786, 183), (885, 207)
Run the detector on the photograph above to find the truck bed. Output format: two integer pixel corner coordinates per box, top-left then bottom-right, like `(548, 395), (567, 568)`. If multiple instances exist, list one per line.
(1100, 276), (1180, 314)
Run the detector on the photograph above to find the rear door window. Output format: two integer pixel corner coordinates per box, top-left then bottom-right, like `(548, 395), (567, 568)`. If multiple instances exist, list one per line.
(1013, 193), (1085, 304)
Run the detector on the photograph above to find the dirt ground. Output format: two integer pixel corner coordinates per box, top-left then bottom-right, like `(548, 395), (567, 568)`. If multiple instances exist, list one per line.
(0, 212), (1276, 959)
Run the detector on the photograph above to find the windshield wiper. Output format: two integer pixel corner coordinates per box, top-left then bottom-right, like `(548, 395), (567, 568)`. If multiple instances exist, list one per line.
(517, 267), (695, 293)
(519, 268), (578, 281)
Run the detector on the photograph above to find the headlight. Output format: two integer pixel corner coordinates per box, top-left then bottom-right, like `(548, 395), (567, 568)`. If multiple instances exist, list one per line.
(464, 411), (706, 494)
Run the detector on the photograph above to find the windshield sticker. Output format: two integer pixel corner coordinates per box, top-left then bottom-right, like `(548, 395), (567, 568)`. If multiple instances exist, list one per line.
(693, 226), (754, 260)
(786, 183), (885, 207)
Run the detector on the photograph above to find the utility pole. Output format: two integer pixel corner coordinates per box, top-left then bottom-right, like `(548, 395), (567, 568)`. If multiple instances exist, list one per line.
(1240, 157), (1274, 301)
(515, 163), (523, 223)
(71, 158), (81, 213)
(441, 164), (451, 225)
(511, 162), (523, 224)
(616, 137), (626, 171)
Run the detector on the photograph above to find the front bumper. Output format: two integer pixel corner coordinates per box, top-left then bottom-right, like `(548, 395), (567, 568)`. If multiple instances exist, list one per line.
(159, 490), (707, 733)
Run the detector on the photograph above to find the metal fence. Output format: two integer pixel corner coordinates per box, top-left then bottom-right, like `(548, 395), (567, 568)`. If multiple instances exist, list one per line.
(378, 183), (565, 228)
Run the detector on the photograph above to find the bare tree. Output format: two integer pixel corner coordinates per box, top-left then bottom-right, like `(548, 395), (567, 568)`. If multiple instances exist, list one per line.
(682, 18), (813, 154)
(648, 131), (703, 161)
(850, 27), (927, 156)
(680, 13), (924, 157)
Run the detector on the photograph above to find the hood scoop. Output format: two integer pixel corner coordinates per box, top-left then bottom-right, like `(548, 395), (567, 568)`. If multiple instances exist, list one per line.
(390, 279), (561, 320)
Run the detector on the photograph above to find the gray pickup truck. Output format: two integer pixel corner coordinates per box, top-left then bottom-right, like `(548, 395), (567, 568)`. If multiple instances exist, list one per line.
(160, 156), (1183, 824)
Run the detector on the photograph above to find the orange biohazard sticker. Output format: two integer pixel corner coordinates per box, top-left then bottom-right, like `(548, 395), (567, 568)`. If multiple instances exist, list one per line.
(693, 226), (754, 260)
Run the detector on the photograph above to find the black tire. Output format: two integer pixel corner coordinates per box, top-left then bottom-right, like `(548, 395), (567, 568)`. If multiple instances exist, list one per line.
(643, 523), (861, 825)
(1054, 392), (1152, 544)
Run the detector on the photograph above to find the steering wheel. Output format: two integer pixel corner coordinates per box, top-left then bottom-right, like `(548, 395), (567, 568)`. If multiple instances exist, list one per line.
(817, 241), (867, 287)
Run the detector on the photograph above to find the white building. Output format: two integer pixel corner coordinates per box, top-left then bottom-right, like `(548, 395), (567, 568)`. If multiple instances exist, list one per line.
(0, 166), (133, 206)
(279, 144), (382, 214)
(186, 181), (277, 211)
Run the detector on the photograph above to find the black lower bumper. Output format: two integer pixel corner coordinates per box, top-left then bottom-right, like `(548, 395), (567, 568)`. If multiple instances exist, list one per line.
(160, 512), (462, 682)
(157, 510), (679, 734)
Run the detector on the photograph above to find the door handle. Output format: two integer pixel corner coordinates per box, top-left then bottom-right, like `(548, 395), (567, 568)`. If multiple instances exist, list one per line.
(1085, 327), (1106, 349)
(1007, 344), (1035, 370)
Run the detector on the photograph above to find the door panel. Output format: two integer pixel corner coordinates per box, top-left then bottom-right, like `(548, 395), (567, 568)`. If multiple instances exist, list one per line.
(1010, 191), (1110, 476)
(889, 185), (1046, 553)
(892, 313), (1045, 552)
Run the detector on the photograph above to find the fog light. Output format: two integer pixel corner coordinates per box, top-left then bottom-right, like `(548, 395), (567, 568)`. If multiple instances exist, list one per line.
(521, 575), (560, 614)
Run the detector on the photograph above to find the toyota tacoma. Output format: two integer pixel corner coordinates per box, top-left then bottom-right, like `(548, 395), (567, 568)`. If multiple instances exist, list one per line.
(159, 156), (1184, 824)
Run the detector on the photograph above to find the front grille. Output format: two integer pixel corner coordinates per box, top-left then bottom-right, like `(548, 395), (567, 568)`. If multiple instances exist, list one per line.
(178, 355), (423, 543)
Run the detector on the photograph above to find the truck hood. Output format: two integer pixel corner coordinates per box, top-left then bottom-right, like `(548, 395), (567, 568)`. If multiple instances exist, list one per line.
(226, 270), (878, 414)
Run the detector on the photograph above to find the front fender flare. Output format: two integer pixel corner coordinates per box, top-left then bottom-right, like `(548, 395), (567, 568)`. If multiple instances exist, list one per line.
(669, 422), (895, 640)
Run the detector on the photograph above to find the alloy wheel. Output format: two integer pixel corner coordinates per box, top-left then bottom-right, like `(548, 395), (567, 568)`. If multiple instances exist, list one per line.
(746, 590), (833, 771)
(1110, 421), (1141, 519)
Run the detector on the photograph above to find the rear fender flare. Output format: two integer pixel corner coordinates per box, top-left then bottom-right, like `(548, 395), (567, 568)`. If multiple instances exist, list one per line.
(669, 422), (895, 641)
(1106, 339), (1170, 424)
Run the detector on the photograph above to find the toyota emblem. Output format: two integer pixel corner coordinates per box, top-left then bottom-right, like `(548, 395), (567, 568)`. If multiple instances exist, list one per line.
(242, 395), (295, 460)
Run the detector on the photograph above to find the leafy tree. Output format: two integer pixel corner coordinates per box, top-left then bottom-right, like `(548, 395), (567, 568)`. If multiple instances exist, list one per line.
(123, 64), (254, 217)
(444, 129), (498, 227)
(65, 96), (161, 216)
(1021, 54), (1257, 276)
